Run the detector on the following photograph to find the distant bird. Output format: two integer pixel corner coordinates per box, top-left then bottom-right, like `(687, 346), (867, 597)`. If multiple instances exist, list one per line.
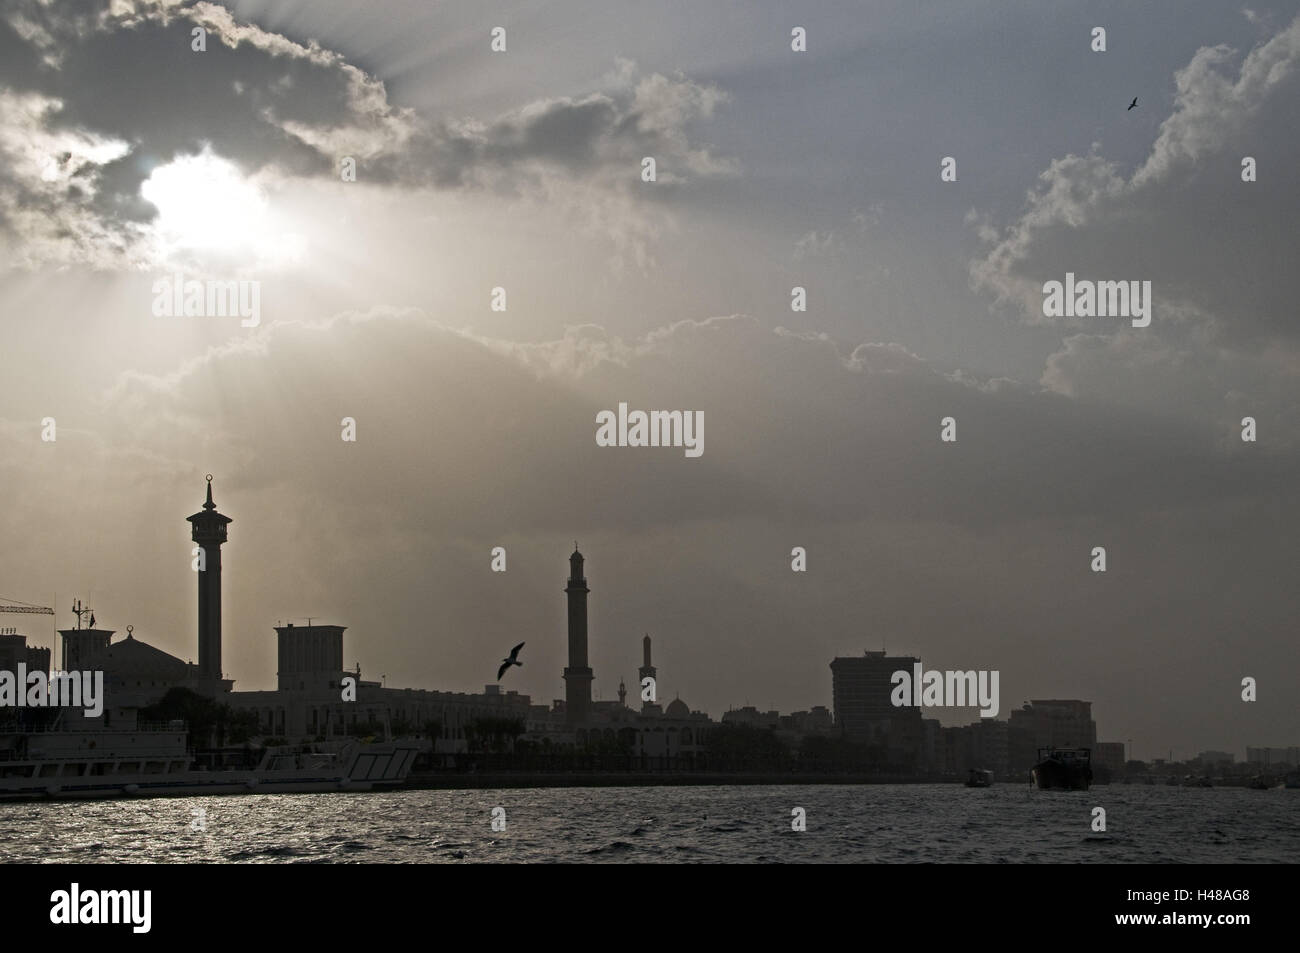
(497, 642), (525, 681)
(1127, 97), (1138, 111)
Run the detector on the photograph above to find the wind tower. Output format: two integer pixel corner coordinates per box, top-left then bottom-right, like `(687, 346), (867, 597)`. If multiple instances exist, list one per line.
(58, 599), (111, 671)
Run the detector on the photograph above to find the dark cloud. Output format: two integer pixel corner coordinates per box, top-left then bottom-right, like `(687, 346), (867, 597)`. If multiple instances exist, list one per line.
(969, 15), (1300, 445)
(0, 0), (734, 267)
(92, 309), (1296, 542)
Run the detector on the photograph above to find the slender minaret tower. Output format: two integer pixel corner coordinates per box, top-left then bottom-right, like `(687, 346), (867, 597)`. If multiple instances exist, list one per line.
(562, 545), (593, 724)
(638, 633), (657, 711)
(617, 677), (627, 708)
(187, 475), (232, 693)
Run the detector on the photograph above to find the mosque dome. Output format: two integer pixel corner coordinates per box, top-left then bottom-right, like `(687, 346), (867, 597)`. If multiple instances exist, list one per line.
(665, 697), (689, 718)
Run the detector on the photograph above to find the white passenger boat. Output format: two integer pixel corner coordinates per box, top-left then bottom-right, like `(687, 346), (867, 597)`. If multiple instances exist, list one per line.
(0, 725), (427, 799)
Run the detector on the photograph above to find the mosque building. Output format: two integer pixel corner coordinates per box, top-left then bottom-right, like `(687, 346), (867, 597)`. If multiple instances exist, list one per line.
(50, 478), (714, 763)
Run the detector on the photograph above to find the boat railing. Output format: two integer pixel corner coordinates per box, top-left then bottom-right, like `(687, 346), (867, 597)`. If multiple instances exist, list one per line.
(0, 722), (63, 733)
(136, 721), (189, 733)
(0, 720), (186, 733)
(1036, 746), (1091, 760)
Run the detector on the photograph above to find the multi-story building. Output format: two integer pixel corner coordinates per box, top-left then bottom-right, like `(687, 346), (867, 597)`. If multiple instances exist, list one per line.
(1007, 699), (1097, 774)
(722, 706), (781, 730)
(1246, 746), (1300, 768)
(970, 718), (1010, 777)
(1093, 741), (1126, 774)
(830, 652), (923, 768)
(1197, 750), (1235, 766)
(0, 629), (50, 678)
(921, 718), (942, 773)
(932, 720), (1009, 777)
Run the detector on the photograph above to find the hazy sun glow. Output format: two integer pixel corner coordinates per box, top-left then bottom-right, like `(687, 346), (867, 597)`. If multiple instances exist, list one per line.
(139, 147), (307, 270)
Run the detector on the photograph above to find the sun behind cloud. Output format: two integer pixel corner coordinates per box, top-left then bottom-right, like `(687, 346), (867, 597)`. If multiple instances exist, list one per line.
(140, 146), (304, 272)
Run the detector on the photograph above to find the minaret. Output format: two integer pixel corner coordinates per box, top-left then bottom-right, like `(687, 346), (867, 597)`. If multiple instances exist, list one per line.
(562, 545), (593, 724)
(617, 678), (627, 708)
(187, 475), (232, 693)
(638, 633), (657, 711)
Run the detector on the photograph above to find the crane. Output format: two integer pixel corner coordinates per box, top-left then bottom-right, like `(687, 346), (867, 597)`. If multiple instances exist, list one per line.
(0, 597), (55, 617)
(0, 596), (58, 668)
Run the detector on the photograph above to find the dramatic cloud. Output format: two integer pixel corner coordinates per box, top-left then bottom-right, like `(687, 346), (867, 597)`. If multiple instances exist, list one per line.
(0, 89), (134, 267)
(970, 14), (1300, 437)
(0, 1), (734, 271)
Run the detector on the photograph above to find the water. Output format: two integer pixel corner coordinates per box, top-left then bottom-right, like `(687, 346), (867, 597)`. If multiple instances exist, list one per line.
(1, 784), (1295, 863)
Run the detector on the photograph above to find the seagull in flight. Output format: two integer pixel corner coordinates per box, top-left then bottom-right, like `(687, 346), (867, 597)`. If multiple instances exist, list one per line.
(497, 642), (525, 681)
(1127, 97), (1138, 111)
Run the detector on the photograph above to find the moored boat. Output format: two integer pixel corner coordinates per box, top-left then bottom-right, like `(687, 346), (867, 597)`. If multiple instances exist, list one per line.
(1031, 747), (1092, 790)
(0, 725), (428, 800)
(964, 768), (994, 787)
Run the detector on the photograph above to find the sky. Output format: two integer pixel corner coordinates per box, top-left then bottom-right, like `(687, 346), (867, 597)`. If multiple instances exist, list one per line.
(1, 0), (1297, 760)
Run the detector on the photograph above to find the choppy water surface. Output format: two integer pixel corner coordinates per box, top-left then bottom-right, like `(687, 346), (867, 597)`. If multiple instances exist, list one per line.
(1, 784), (1296, 863)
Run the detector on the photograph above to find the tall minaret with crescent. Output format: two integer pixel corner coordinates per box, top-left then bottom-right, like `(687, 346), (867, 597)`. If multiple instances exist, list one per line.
(562, 544), (593, 724)
(187, 475), (232, 693)
(639, 634), (657, 712)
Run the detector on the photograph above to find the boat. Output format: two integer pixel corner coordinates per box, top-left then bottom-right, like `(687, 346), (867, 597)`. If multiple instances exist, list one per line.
(0, 723), (429, 800)
(1031, 747), (1092, 790)
(964, 768), (994, 787)
(1285, 774), (1300, 790)
(1182, 774), (1212, 787)
(1248, 775), (1274, 790)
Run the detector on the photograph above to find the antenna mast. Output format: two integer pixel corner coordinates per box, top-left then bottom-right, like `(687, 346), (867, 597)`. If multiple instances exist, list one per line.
(70, 598), (93, 631)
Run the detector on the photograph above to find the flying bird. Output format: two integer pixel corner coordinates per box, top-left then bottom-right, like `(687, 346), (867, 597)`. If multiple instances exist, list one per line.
(497, 642), (525, 681)
(1127, 97), (1138, 110)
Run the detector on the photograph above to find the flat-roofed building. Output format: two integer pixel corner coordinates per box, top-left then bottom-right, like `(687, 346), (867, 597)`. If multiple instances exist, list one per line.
(830, 652), (923, 768)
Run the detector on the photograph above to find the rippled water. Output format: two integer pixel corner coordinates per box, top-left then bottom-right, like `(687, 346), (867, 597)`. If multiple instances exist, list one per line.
(1, 784), (1296, 863)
